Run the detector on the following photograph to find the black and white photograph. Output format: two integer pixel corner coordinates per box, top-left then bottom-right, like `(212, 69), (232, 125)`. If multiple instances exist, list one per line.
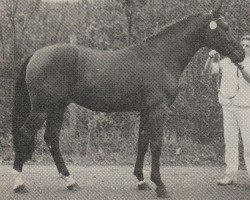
(0, 0), (249, 199)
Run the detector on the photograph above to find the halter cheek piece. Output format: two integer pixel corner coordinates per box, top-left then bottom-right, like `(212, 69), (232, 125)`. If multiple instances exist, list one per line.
(208, 12), (225, 30)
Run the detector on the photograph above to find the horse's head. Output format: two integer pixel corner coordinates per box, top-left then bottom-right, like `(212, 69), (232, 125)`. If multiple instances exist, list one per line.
(203, 1), (245, 63)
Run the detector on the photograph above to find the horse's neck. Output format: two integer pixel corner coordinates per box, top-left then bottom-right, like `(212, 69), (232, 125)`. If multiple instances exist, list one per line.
(150, 16), (205, 73)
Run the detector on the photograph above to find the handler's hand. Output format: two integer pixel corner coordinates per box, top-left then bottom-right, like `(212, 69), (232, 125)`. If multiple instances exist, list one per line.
(209, 50), (218, 58)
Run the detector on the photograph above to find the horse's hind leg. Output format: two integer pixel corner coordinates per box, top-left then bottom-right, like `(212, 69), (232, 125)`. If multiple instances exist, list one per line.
(134, 110), (151, 190)
(13, 104), (47, 193)
(44, 105), (80, 191)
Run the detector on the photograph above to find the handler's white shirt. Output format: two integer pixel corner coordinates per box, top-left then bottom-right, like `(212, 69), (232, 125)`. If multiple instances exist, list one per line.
(212, 57), (250, 107)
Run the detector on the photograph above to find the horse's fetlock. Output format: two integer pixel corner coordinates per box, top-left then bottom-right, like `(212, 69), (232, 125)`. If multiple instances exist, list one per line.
(150, 175), (156, 183)
(134, 170), (143, 180)
(150, 173), (161, 184)
(60, 169), (70, 177)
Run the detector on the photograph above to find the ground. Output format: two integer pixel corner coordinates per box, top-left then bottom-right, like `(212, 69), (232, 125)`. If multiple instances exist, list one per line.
(1, 165), (250, 200)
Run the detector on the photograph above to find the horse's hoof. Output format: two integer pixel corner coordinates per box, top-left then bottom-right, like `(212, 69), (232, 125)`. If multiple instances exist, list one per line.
(155, 186), (170, 198)
(14, 184), (29, 193)
(67, 183), (81, 191)
(138, 182), (152, 191)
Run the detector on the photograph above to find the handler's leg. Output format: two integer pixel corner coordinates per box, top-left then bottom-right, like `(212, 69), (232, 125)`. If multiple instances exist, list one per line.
(237, 108), (250, 178)
(218, 106), (239, 185)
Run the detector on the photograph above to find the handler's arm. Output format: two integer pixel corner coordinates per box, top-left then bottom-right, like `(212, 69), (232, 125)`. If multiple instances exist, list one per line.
(202, 57), (219, 75)
(209, 58), (220, 74)
(203, 50), (220, 75)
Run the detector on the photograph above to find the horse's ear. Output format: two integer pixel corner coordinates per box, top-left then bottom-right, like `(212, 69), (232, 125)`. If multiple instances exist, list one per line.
(212, 0), (223, 18)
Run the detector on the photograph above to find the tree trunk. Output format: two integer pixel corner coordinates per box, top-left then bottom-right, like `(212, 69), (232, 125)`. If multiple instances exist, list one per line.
(124, 0), (135, 46)
(0, 24), (5, 61)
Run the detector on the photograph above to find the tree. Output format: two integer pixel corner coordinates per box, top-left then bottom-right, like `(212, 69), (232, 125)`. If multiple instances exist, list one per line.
(117, 0), (147, 45)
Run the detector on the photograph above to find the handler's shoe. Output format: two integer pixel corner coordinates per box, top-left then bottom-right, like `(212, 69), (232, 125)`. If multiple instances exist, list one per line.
(217, 172), (237, 185)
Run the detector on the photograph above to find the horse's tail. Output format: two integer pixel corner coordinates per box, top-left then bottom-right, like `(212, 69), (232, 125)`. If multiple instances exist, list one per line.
(12, 55), (32, 153)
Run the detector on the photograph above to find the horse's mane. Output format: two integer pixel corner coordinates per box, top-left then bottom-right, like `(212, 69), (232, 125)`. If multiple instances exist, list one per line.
(145, 12), (202, 42)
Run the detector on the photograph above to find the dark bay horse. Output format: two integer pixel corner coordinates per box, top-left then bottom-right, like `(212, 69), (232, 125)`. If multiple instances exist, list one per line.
(12, 3), (245, 198)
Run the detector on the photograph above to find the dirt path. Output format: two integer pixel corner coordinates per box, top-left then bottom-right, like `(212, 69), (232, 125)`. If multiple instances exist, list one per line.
(0, 165), (250, 200)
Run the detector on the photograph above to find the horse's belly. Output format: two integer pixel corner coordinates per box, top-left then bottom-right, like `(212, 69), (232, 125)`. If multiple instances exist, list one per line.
(71, 86), (142, 112)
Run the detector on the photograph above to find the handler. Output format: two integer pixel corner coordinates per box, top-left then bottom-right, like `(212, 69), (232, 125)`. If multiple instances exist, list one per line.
(207, 35), (250, 185)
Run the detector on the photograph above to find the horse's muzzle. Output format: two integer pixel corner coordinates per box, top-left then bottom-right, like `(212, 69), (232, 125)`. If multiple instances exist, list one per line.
(231, 50), (245, 64)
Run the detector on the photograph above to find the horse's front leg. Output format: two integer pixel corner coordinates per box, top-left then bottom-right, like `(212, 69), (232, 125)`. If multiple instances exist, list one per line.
(44, 107), (80, 191)
(13, 156), (28, 193)
(148, 103), (169, 198)
(134, 110), (151, 190)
